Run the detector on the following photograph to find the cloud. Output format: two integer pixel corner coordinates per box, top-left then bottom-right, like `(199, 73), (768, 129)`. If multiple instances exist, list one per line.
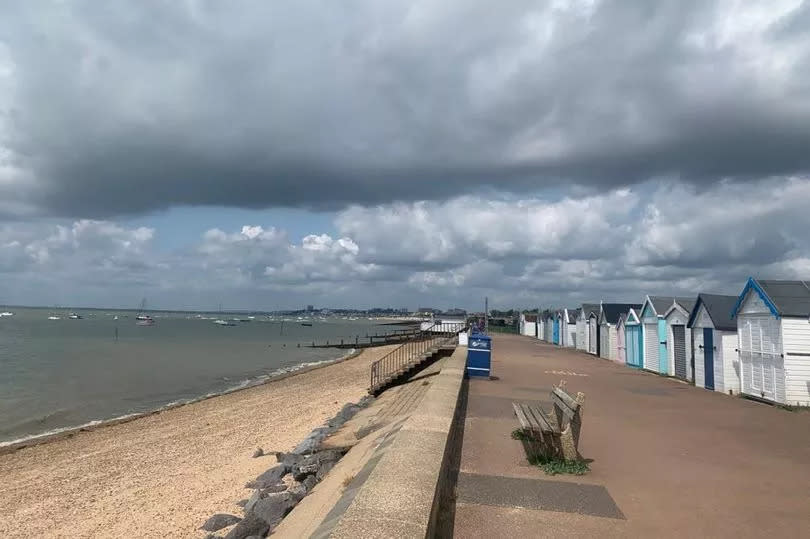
(1, 177), (808, 310)
(1, 1), (810, 218)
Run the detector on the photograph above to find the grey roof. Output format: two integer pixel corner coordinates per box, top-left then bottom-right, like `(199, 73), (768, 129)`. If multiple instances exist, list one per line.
(689, 294), (738, 331)
(601, 303), (642, 324)
(758, 280), (810, 317)
(568, 308), (581, 323)
(673, 296), (697, 314)
(580, 303), (600, 317)
(648, 296), (676, 315)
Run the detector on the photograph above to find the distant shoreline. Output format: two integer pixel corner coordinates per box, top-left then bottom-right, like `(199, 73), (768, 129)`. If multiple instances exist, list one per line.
(0, 348), (362, 455)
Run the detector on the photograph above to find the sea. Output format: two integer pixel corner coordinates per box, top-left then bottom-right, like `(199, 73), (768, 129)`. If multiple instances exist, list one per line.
(0, 307), (400, 446)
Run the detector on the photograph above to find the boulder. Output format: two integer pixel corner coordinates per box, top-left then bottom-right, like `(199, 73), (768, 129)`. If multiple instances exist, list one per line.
(315, 460), (335, 482)
(245, 464), (288, 489)
(302, 475), (317, 492)
(286, 481), (308, 503)
(243, 490), (263, 514)
(291, 457), (320, 481)
(252, 447), (264, 458)
(201, 513), (242, 532)
(224, 513), (269, 539)
(236, 499), (248, 508)
(251, 492), (296, 529)
(274, 451), (305, 467)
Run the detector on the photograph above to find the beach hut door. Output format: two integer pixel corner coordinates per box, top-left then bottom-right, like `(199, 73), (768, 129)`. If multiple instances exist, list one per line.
(703, 329), (715, 390)
(673, 325), (687, 379)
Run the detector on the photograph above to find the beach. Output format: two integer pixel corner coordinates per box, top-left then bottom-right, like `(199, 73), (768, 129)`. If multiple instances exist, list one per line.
(0, 345), (394, 538)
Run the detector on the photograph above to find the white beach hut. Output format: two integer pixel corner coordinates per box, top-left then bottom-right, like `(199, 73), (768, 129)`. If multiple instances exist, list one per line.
(587, 310), (599, 355)
(731, 279), (810, 405)
(577, 304), (599, 353)
(663, 297), (697, 381)
(688, 293), (740, 394)
(598, 304), (642, 361)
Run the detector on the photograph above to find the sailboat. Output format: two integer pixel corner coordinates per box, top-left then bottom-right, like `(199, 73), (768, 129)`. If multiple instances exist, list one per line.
(136, 298), (155, 326)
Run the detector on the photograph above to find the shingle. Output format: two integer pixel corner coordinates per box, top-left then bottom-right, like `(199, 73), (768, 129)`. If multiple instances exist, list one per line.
(758, 280), (810, 317)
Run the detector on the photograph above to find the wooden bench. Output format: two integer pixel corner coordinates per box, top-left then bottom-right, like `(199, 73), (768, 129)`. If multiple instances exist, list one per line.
(512, 381), (585, 461)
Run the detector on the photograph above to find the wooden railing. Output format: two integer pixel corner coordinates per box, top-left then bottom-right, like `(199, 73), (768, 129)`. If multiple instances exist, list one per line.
(369, 322), (466, 392)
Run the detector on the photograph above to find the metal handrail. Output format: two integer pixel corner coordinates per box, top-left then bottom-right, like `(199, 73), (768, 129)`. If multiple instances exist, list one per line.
(370, 322), (466, 391)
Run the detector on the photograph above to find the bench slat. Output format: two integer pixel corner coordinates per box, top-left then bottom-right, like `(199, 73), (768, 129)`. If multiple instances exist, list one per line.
(526, 404), (559, 434)
(513, 402), (533, 431)
(552, 387), (580, 412)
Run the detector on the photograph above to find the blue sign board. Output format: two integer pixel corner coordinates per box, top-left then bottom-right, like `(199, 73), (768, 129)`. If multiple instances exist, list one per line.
(467, 334), (492, 377)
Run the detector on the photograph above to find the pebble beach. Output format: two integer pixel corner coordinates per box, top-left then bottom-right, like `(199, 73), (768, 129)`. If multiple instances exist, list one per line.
(0, 345), (394, 538)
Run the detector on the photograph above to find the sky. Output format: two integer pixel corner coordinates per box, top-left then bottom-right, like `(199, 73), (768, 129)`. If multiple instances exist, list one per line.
(1, 0), (810, 311)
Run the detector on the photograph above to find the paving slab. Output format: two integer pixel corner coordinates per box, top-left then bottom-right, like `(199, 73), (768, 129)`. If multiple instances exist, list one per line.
(454, 334), (810, 538)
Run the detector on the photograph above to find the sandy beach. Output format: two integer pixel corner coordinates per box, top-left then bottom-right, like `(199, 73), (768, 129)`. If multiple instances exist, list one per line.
(0, 345), (394, 538)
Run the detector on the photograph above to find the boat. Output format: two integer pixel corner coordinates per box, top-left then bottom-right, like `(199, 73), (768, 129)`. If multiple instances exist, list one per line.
(0, 311), (13, 317)
(213, 319), (236, 326)
(301, 322), (313, 327)
(136, 298), (155, 326)
(68, 312), (83, 319)
(47, 316), (61, 320)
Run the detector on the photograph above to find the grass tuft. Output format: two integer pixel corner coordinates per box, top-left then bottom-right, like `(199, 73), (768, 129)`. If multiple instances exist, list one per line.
(528, 454), (590, 475)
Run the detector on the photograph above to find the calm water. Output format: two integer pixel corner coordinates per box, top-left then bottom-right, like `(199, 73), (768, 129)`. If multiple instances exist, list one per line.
(0, 307), (396, 445)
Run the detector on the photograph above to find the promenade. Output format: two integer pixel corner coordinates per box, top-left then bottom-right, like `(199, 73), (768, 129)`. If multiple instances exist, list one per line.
(454, 334), (810, 538)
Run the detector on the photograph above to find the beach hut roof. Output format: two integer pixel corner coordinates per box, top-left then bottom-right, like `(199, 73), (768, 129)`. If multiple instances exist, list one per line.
(580, 303), (600, 317)
(600, 303), (642, 324)
(687, 293), (738, 331)
(731, 278), (810, 318)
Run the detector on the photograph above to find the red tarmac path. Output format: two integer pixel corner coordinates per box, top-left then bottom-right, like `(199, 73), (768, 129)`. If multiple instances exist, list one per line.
(453, 334), (810, 538)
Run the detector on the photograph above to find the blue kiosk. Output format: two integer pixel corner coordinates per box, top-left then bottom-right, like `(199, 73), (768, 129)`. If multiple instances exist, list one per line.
(466, 332), (492, 378)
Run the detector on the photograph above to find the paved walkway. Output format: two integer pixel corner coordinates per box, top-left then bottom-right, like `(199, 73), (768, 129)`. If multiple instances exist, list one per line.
(454, 334), (810, 538)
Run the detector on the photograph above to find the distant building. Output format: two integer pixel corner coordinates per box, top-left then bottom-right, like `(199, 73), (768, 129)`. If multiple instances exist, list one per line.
(306, 305), (314, 312)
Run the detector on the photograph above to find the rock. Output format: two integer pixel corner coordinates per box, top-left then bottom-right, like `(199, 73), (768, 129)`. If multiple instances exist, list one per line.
(327, 403), (361, 428)
(224, 513), (269, 539)
(260, 482), (287, 494)
(302, 475), (317, 491)
(291, 457), (320, 481)
(243, 490), (263, 514)
(203, 535), (221, 539)
(286, 481), (308, 503)
(274, 451), (305, 467)
(291, 426), (332, 454)
(252, 447), (264, 458)
(245, 464), (288, 489)
(316, 460), (335, 482)
(252, 492), (296, 529)
(236, 499), (248, 508)
(201, 513), (242, 532)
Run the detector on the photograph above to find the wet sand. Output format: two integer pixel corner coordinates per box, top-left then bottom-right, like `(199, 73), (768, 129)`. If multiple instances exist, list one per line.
(0, 345), (394, 538)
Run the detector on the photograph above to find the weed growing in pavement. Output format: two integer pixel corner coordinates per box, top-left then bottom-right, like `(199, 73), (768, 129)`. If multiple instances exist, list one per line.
(528, 455), (590, 476)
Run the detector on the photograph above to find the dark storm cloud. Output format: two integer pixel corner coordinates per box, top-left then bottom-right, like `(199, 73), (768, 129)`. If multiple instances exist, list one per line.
(1, 0), (809, 218)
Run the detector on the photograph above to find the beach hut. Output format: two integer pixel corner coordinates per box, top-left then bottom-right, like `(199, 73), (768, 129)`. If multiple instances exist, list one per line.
(688, 294), (740, 394)
(599, 304), (642, 361)
(577, 304), (599, 353)
(563, 308), (579, 348)
(624, 307), (644, 368)
(731, 278), (810, 405)
(552, 310), (563, 345)
(587, 310), (599, 355)
(520, 314), (538, 337)
(639, 296), (676, 374)
(544, 311), (554, 342)
(616, 313), (628, 363)
(663, 297), (697, 381)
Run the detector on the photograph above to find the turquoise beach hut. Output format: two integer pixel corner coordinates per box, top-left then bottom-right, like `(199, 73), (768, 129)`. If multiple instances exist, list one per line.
(624, 307), (644, 368)
(639, 296), (673, 374)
